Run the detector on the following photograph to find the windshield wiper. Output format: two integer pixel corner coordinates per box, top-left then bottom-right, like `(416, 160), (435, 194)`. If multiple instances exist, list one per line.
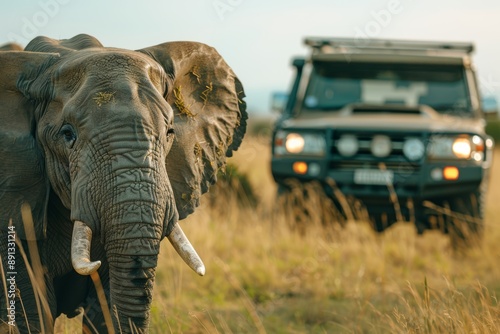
(305, 105), (346, 111)
(426, 103), (470, 113)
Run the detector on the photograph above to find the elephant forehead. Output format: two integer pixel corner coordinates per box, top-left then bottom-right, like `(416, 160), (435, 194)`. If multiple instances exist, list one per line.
(86, 52), (147, 74)
(55, 49), (166, 91)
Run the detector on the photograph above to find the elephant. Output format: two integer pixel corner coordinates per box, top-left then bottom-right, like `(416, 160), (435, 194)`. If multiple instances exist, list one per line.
(0, 34), (247, 333)
(0, 42), (23, 51)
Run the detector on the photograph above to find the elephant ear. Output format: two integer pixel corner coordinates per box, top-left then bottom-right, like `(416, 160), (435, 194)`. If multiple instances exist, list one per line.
(139, 42), (247, 219)
(0, 51), (58, 239)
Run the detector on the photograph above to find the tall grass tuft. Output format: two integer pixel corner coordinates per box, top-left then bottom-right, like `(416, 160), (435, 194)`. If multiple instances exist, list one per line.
(388, 279), (500, 333)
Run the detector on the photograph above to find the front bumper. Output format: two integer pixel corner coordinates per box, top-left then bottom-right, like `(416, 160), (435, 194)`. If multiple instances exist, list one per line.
(271, 157), (485, 200)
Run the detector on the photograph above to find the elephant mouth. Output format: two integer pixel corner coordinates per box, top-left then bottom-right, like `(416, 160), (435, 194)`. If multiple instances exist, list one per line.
(71, 220), (205, 276)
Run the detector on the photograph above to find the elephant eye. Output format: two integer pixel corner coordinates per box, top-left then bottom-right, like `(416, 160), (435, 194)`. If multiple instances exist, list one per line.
(167, 128), (175, 136)
(60, 124), (77, 148)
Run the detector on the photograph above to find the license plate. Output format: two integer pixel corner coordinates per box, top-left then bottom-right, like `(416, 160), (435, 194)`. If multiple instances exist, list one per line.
(354, 169), (394, 185)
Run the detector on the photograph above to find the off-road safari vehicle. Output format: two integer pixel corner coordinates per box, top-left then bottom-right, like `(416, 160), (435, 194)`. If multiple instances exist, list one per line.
(271, 37), (494, 243)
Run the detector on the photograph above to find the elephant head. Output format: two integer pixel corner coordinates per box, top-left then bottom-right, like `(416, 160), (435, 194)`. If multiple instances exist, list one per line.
(0, 34), (246, 332)
(0, 42), (23, 51)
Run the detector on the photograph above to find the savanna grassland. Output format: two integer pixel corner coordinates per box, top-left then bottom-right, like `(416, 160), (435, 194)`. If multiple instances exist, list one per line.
(57, 119), (500, 333)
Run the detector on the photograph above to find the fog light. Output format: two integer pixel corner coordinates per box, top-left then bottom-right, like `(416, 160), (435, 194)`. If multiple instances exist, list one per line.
(443, 166), (459, 180)
(308, 162), (321, 176)
(293, 161), (308, 175)
(430, 167), (443, 181)
(337, 134), (358, 157)
(472, 135), (484, 151)
(473, 152), (484, 162)
(403, 138), (425, 161)
(371, 135), (392, 158)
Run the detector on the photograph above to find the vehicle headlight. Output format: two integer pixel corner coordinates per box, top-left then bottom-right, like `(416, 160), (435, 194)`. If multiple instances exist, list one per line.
(285, 133), (305, 153)
(428, 135), (484, 160)
(403, 137), (425, 161)
(337, 134), (359, 157)
(274, 131), (326, 156)
(452, 137), (472, 159)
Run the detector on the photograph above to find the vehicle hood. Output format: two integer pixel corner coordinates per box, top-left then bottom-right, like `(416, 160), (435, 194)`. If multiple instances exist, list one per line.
(281, 107), (485, 134)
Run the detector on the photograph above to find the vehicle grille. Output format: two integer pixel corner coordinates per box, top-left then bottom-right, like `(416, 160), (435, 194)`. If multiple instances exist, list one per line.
(330, 130), (426, 171)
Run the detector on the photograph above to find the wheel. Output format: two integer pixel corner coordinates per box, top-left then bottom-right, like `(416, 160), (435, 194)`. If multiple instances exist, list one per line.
(363, 200), (402, 233)
(446, 189), (485, 249)
(276, 181), (346, 233)
(370, 211), (396, 233)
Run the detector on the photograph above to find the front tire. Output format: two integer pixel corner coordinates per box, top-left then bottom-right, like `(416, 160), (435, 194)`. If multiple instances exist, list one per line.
(276, 181), (346, 233)
(446, 189), (485, 249)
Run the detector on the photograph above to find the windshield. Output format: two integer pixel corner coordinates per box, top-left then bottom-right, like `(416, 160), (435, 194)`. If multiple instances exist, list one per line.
(303, 61), (472, 116)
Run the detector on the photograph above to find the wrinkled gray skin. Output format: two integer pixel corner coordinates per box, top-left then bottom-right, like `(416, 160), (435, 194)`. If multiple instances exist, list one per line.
(0, 34), (246, 333)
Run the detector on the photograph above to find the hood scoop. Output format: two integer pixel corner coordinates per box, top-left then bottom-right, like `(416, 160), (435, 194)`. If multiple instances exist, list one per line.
(341, 104), (437, 118)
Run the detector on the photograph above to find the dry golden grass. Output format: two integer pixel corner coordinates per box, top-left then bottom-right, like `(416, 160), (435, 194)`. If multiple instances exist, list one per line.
(20, 135), (500, 333)
(147, 138), (500, 333)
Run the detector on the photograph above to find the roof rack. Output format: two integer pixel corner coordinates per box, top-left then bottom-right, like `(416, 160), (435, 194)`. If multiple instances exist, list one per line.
(304, 37), (474, 54)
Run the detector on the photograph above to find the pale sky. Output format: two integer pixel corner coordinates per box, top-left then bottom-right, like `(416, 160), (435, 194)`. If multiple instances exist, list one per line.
(2, 0), (500, 114)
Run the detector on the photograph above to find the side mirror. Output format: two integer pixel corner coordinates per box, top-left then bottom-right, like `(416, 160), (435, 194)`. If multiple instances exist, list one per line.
(271, 92), (289, 114)
(292, 58), (305, 69)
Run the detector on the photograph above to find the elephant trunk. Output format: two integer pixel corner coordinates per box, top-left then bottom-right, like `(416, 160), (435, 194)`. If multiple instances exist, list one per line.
(99, 169), (165, 333)
(106, 234), (160, 331)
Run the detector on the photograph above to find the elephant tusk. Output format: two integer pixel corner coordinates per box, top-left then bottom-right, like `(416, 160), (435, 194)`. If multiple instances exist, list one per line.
(167, 223), (205, 276)
(71, 220), (102, 276)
